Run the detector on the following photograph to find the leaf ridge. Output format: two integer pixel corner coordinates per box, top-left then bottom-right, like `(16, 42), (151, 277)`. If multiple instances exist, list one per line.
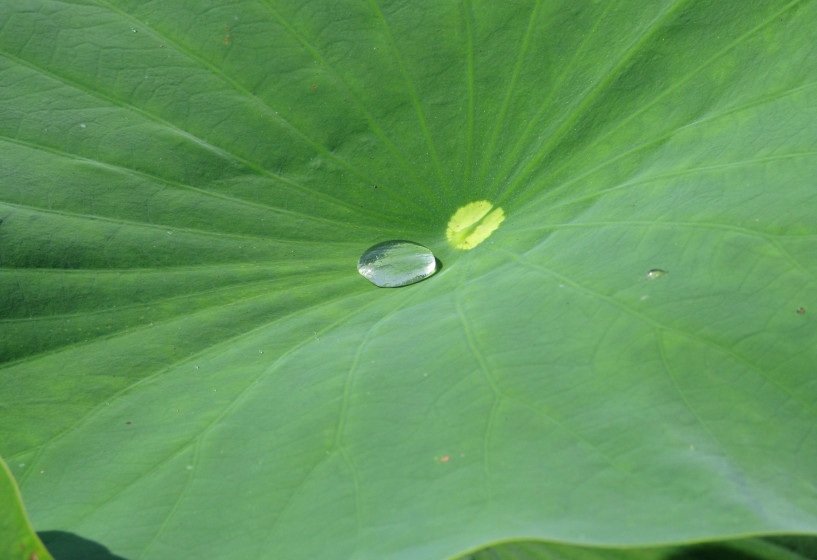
(93, 0), (397, 205)
(129, 439), (202, 558)
(461, 0), (476, 189)
(492, 0), (691, 202)
(0, 50), (389, 222)
(365, 0), (451, 200)
(494, 248), (817, 418)
(473, 0), (543, 192)
(485, 0), (619, 200)
(257, 0), (440, 205)
(455, 257), (501, 496)
(0, 136), (400, 235)
(496, 0), (804, 208)
(655, 330), (767, 517)
(9, 280), (369, 486)
(511, 147), (817, 234)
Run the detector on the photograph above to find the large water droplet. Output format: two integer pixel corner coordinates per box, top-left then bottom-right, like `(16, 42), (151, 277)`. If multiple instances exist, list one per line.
(357, 240), (437, 288)
(646, 269), (668, 279)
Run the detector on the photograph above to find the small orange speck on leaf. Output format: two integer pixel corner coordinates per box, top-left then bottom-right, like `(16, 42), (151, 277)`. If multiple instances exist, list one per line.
(311, 84), (318, 90)
(439, 455), (451, 463)
(797, 307), (806, 314)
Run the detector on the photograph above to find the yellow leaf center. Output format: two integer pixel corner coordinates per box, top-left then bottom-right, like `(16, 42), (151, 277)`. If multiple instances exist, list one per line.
(446, 201), (505, 250)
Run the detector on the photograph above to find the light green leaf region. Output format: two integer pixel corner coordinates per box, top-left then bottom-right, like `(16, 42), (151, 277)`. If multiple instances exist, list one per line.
(1, 1), (816, 559)
(0, 457), (53, 560)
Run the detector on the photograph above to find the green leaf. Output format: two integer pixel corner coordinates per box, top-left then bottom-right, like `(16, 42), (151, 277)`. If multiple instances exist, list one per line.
(1, 1), (816, 559)
(0, 457), (53, 560)
(465, 538), (817, 560)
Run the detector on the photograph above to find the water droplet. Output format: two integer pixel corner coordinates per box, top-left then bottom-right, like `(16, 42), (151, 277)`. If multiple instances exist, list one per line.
(646, 269), (668, 279)
(130, 27), (138, 33)
(357, 240), (437, 288)
(79, 123), (86, 129)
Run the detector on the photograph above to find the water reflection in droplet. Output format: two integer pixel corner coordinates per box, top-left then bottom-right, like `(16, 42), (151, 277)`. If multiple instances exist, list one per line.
(357, 240), (437, 288)
(646, 269), (668, 279)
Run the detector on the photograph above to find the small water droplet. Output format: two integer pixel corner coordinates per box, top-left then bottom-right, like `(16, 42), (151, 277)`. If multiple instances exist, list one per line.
(130, 27), (138, 33)
(79, 123), (86, 129)
(357, 240), (437, 288)
(646, 269), (668, 279)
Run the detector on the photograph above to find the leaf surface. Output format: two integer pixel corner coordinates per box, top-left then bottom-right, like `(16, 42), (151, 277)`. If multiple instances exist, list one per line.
(1, 1), (816, 559)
